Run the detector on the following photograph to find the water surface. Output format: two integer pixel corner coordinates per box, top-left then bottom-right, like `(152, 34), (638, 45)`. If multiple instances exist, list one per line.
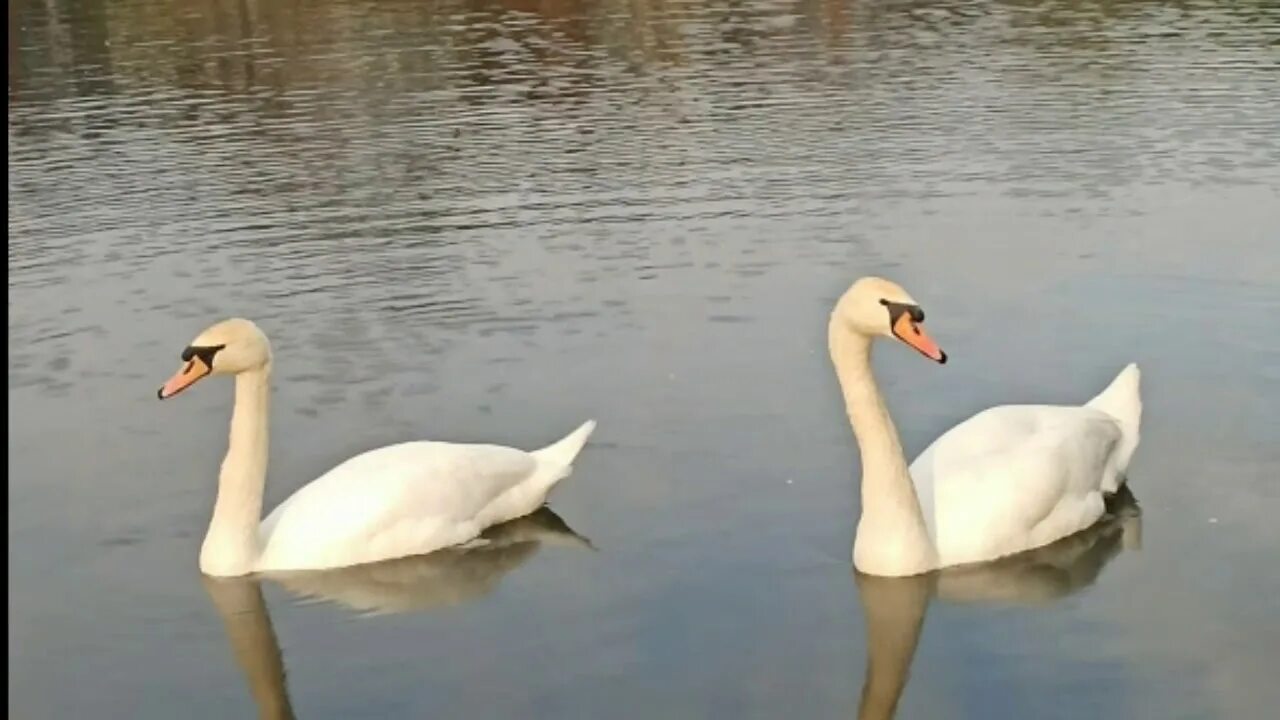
(9, 0), (1280, 718)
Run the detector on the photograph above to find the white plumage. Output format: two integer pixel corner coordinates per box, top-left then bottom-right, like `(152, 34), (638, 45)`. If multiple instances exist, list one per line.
(909, 365), (1141, 567)
(256, 425), (596, 572)
(829, 277), (1143, 576)
(157, 317), (596, 577)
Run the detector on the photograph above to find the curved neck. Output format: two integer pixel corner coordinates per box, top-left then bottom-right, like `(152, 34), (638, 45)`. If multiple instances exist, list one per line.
(829, 319), (936, 576)
(201, 365), (271, 576)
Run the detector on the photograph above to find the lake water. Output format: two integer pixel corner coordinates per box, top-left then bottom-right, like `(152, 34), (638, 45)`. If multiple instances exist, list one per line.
(8, 0), (1280, 718)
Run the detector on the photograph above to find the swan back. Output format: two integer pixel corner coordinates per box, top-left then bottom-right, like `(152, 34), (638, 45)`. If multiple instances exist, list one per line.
(1085, 363), (1142, 482)
(908, 365), (1144, 567)
(256, 442), (540, 571)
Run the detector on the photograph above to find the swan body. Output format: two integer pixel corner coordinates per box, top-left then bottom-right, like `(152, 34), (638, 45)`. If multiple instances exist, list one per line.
(910, 365), (1140, 568)
(256, 428), (594, 573)
(829, 277), (1142, 577)
(158, 318), (596, 577)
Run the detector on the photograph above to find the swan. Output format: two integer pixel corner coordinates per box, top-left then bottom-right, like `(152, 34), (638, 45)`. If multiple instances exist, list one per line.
(829, 277), (1142, 577)
(157, 318), (597, 577)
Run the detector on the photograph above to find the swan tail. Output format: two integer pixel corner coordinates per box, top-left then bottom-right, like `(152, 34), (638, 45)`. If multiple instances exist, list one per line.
(1086, 364), (1142, 483)
(531, 419), (597, 470)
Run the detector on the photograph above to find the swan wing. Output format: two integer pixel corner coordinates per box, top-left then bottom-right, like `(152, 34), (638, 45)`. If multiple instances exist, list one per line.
(911, 405), (1122, 565)
(256, 441), (537, 571)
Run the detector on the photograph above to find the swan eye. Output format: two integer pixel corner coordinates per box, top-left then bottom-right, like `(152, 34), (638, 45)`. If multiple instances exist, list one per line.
(181, 344), (226, 366)
(881, 301), (925, 324)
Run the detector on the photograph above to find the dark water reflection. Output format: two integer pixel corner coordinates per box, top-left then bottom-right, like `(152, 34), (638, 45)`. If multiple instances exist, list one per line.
(207, 508), (590, 720)
(9, 0), (1280, 718)
(857, 490), (1142, 720)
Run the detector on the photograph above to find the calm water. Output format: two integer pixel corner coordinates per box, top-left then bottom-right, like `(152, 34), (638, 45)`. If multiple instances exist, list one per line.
(9, 0), (1280, 717)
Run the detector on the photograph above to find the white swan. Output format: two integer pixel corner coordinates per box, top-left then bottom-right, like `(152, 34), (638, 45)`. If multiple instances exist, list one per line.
(829, 277), (1142, 577)
(157, 318), (597, 578)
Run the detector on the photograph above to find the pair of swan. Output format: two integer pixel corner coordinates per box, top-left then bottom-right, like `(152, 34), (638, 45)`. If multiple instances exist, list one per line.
(200, 497), (1141, 720)
(158, 276), (1141, 578)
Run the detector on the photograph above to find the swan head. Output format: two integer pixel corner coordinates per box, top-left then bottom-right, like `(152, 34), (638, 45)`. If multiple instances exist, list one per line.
(834, 277), (947, 364)
(157, 318), (273, 399)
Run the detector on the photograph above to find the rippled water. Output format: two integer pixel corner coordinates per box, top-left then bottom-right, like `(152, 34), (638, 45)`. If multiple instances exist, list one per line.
(9, 0), (1280, 718)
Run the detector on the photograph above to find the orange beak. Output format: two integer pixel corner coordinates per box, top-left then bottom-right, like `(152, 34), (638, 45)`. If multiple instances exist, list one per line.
(892, 312), (947, 364)
(158, 356), (212, 399)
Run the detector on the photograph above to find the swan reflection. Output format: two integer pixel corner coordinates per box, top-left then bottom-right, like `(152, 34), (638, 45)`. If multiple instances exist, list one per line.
(202, 507), (591, 719)
(856, 490), (1142, 720)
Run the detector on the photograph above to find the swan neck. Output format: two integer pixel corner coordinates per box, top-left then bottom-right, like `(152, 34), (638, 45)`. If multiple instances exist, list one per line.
(829, 320), (936, 575)
(201, 365), (271, 576)
(831, 329), (911, 486)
